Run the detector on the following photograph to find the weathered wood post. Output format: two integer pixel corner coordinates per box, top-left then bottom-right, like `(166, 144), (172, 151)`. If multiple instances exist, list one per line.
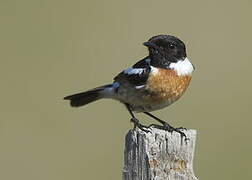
(122, 127), (198, 180)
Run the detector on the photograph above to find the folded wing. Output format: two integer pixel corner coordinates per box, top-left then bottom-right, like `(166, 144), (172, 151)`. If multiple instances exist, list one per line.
(114, 57), (151, 86)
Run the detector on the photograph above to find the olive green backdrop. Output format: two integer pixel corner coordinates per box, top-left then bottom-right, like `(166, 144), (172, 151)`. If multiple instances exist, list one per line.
(0, 0), (251, 179)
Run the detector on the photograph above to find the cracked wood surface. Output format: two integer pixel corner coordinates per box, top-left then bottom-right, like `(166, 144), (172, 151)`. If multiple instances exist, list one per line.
(122, 128), (198, 180)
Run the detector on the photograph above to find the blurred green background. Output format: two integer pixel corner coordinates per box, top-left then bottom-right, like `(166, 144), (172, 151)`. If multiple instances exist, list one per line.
(0, 0), (251, 179)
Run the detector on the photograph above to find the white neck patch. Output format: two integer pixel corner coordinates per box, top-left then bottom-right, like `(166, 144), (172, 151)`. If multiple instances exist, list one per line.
(169, 58), (194, 76)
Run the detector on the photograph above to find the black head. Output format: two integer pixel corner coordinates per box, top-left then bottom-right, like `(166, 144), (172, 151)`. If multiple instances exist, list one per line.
(143, 35), (187, 67)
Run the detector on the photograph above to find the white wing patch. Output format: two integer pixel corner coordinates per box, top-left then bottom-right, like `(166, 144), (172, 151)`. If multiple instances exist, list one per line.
(135, 85), (145, 89)
(169, 58), (194, 76)
(123, 67), (145, 75)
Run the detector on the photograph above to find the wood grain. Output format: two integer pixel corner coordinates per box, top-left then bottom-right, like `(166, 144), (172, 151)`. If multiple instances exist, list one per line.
(122, 127), (198, 180)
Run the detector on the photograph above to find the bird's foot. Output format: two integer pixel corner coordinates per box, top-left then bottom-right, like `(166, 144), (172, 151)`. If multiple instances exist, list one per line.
(175, 126), (187, 131)
(148, 123), (189, 141)
(130, 118), (150, 133)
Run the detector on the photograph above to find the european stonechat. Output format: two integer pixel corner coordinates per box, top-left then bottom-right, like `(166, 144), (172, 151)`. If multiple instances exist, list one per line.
(64, 35), (194, 138)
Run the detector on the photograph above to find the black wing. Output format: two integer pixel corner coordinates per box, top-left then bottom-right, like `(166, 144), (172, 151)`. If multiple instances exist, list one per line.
(114, 57), (151, 86)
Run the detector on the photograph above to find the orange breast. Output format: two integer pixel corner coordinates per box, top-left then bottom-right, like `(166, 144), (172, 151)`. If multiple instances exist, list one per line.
(144, 69), (192, 103)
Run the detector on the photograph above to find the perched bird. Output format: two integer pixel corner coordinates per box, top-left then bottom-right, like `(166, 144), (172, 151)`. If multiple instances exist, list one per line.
(64, 35), (194, 138)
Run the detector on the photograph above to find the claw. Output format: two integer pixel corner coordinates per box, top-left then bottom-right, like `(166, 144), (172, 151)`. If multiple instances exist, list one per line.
(131, 118), (151, 133)
(176, 127), (187, 131)
(172, 127), (187, 139)
(149, 123), (188, 141)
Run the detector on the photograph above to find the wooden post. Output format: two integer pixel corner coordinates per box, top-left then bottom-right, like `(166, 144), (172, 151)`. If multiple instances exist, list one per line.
(122, 127), (198, 180)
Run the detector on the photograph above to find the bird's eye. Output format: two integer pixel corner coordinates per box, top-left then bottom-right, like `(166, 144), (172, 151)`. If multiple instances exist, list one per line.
(169, 43), (175, 49)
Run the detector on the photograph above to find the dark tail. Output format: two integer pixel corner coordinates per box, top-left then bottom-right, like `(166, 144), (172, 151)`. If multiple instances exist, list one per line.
(64, 84), (111, 107)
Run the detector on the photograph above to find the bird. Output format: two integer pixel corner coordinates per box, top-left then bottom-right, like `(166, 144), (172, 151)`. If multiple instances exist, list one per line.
(64, 34), (194, 138)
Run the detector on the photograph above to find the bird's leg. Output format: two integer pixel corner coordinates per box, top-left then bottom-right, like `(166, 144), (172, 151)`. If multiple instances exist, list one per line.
(143, 112), (188, 139)
(144, 112), (173, 128)
(125, 104), (150, 133)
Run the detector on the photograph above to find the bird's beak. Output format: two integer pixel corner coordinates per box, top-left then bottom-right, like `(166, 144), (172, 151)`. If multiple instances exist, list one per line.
(143, 41), (156, 48)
